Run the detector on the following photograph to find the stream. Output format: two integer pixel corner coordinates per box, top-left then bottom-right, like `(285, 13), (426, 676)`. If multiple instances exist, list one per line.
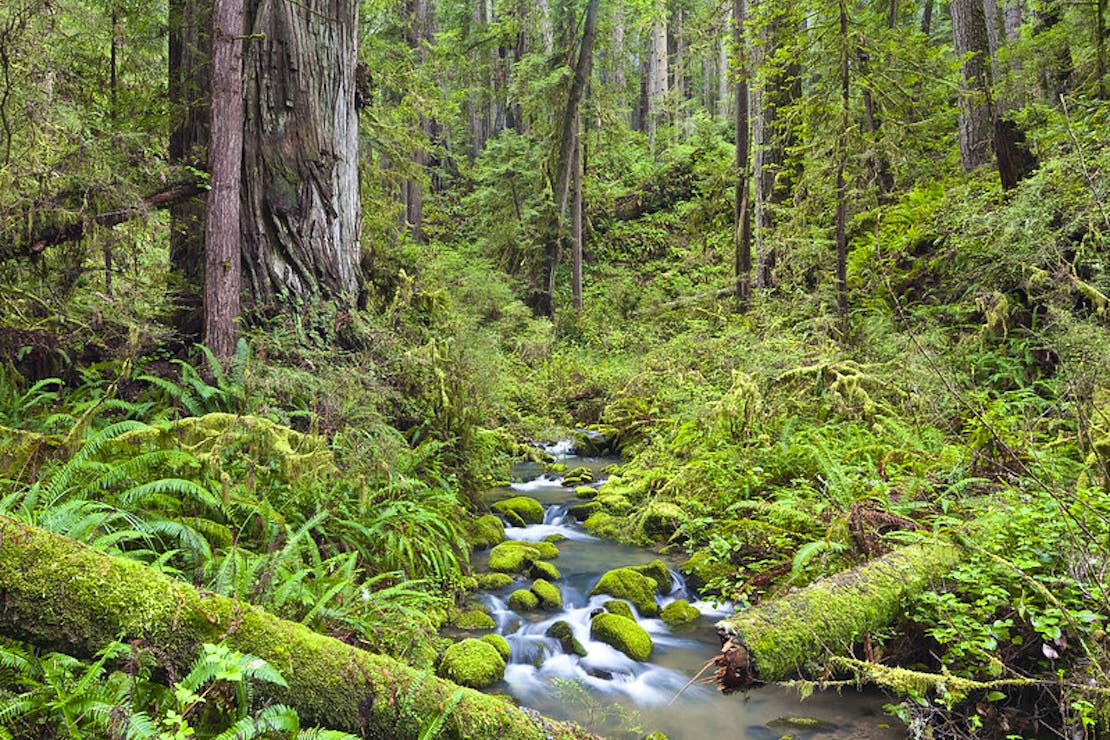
(477, 447), (904, 739)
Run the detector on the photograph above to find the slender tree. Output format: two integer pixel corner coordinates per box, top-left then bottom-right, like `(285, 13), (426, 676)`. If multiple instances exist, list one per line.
(733, 0), (752, 309)
(202, 0), (244, 360)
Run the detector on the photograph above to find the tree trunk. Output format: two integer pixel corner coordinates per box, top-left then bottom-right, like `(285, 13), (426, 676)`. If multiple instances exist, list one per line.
(733, 0), (752, 309)
(752, 0), (798, 289)
(835, 0), (850, 321)
(168, 0), (210, 333)
(921, 0), (934, 35)
(202, 0), (244, 361)
(571, 113), (583, 313)
(714, 542), (963, 690)
(240, 0), (363, 305)
(951, 0), (996, 171)
(647, 0), (668, 150)
(1098, 0), (1107, 98)
(0, 516), (594, 739)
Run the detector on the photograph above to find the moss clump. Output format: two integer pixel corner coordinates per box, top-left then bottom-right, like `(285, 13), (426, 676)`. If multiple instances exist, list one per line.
(544, 533), (567, 543)
(595, 493), (633, 515)
(660, 600), (700, 628)
(636, 501), (684, 541)
(546, 621), (587, 657)
(481, 634), (511, 661)
(437, 638), (506, 689)
(604, 600), (634, 620)
(530, 559), (561, 581)
(477, 572), (515, 590)
(682, 551), (733, 595)
(487, 541), (557, 574)
(508, 589), (539, 611)
(455, 608), (496, 630)
(591, 568), (658, 616)
(630, 560), (671, 593)
(561, 466), (594, 486)
(492, 496), (545, 525)
(590, 613), (653, 661)
(582, 512), (624, 539)
(468, 514), (506, 549)
(574, 486), (598, 499)
(530, 579), (563, 610)
(567, 501), (601, 520)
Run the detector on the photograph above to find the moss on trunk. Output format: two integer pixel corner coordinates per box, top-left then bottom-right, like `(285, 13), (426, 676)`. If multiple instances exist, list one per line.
(713, 542), (962, 690)
(0, 516), (593, 739)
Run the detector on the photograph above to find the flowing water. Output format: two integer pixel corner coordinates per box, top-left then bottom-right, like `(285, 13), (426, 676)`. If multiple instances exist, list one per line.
(477, 450), (905, 739)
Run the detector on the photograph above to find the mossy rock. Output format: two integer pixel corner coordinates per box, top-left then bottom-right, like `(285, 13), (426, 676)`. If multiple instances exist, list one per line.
(637, 501), (684, 541)
(767, 716), (835, 731)
(630, 560), (672, 593)
(591, 567), (658, 617)
(660, 600), (701, 629)
(544, 534), (567, 543)
(570, 428), (613, 456)
(574, 486), (598, 500)
(508, 589), (539, 611)
(561, 466), (594, 486)
(643, 734), (669, 740)
(595, 493), (633, 515)
(487, 541), (559, 574)
(491, 496), (545, 525)
(546, 620), (588, 657)
(480, 634), (511, 661)
(530, 579), (563, 610)
(604, 600), (634, 620)
(468, 514), (506, 549)
(455, 608), (496, 630)
(477, 572), (515, 590)
(583, 512), (624, 539)
(681, 551), (733, 595)
(567, 501), (601, 521)
(459, 576), (479, 592)
(530, 560), (561, 581)
(437, 638), (506, 689)
(547, 462), (568, 474)
(590, 613), (653, 661)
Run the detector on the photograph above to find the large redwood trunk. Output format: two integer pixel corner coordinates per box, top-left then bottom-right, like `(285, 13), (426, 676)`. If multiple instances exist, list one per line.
(239, 0), (363, 307)
(951, 0), (995, 171)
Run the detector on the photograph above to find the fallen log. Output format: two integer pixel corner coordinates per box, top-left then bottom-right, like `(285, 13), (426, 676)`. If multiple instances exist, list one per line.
(10, 180), (204, 260)
(0, 515), (593, 739)
(713, 541), (963, 691)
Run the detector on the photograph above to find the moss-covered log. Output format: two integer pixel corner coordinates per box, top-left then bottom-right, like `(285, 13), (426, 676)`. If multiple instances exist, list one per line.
(713, 542), (962, 691)
(0, 516), (593, 739)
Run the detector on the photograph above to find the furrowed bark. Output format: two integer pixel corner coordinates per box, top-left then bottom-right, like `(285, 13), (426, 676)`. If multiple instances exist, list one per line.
(0, 516), (593, 739)
(713, 542), (963, 691)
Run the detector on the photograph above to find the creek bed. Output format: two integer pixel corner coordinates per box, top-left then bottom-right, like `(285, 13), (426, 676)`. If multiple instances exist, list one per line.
(476, 453), (904, 739)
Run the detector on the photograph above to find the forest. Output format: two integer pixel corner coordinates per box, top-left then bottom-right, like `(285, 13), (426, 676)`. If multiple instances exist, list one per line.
(0, 0), (1108, 736)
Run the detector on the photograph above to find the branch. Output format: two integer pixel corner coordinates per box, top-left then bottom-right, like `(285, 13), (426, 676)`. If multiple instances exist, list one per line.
(11, 180), (205, 260)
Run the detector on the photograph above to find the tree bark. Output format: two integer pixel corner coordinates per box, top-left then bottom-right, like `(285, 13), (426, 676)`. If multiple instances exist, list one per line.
(733, 0), (752, 309)
(835, 0), (849, 321)
(0, 516), (594, 739)
(202, 0), (245, 361)
(951, 0), (996, 171)
(240, 0), (363, 305)
(571, 113), (583, 313)
(714, 542), (963, 690)
(647, 0), (668, 150)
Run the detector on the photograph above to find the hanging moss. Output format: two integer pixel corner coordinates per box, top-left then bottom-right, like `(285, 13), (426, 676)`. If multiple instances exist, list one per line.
(0, 516), (594, 739)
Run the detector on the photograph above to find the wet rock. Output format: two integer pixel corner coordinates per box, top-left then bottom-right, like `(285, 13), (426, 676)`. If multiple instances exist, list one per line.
(574, 485), (598, 499)
(591, 567), (659, 616)
(530, 578), (563, 610)
(681, 551), (732, 595)
(477, 572), (514, 590)
(660, 599), (700, 628)
(454, 607), (496, 630)
(546, 620), (588, 657)
(561, 466), (594, 486)
(508, 588), (539, 611)
(590, 612), (653, 661)
(637, 501), (683, 541)
(530, 559), (561, 581)
(487, 541), (558, 574)
(630, 559), (672, 593)
(492, 495), (545, 525)
(604, 600), (634, 620)
(468, 514), (506, 549)
(767, 716), (836, 731)
(567, 501), (601, 520)
(582, 512), (623, 539)
(437, 638), (506, 689)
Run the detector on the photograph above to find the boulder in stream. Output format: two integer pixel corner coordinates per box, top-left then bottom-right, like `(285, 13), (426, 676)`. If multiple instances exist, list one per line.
(590, 612), (654, 661)
(591, 567), (659, 616)
(629, 559), (672, 593)
(491, 496), (545, 526)
(603, 600), (634, 620)
(477, 572), (515, 590)
(454, 607), (496, 630)
(531, 578), (563, 610)
(636, 501), (684, 541)
(508, 588), (540, 611)
(567, 501), (601, 520)
(488, 540), (559, 574)
(546, 620), (588, 657)
(468, 514), (506, 548)
(530, 559), (561, 581)
(561, 466), (594, 486)
(437, 638), (506, 689)
(480, 634), (511, 661)
(660, 599), (701, 628)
